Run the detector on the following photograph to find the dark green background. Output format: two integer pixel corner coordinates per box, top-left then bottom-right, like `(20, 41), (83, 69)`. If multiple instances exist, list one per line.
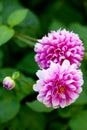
(0, 0), (87, 130)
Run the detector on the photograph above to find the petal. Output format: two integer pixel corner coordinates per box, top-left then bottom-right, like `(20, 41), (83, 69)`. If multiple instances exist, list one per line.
(68, 85), (76, 90)
(67, 90), (79, 100)
(36, 70), (45, 79)
(50, 62), (60, 71)
(43, 99), (52, 107)
(76, 87), (82, 93)
(52, 97), (59, 108)
(34, 43), (43, 52)
(64, 73), (73, 80)
(36, 69), (49, 79)
(59, 93), (66, 99)
(65, 79), (74, 85)
(60, 99), (66, 108)
(33, 80), (44, 91)
(60, 60), (70, 72)
(37, 94), (44, 102)
(33, 84), (38, 91)
(43, 90), (52, 106)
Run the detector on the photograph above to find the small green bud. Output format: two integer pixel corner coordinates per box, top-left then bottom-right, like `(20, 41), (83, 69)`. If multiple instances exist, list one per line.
(12, 71), (20, 80)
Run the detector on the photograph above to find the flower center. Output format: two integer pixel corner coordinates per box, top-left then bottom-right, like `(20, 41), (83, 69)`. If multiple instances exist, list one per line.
(52, 86), (65, 96)
(59, 86), (65, 93)
(52, 80), (65, 96)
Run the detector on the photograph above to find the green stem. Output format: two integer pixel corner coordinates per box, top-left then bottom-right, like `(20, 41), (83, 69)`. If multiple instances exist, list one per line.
(15, 35), (35, 47)
(16, 78), (33, 87)
(18, 33), (37, 42)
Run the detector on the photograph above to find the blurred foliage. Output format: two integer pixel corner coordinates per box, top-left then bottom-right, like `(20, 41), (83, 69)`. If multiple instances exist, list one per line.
(0, 0), (87, 130)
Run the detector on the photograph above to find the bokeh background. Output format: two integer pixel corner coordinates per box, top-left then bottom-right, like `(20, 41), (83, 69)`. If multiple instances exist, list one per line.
(0, 0), (87, 130)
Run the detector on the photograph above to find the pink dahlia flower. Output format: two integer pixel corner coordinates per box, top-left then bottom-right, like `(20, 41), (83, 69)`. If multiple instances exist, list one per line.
(34, 29), (84, 69)
(33, 60), (84, 108)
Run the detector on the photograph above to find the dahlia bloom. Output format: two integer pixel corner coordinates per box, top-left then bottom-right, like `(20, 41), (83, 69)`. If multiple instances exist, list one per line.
(33, 60), (84, 108)
(34, 29), (84, 69)
(3, 76), (15, 90)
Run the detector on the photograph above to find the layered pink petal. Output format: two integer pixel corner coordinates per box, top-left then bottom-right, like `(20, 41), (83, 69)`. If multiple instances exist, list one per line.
(33, 60), (84, 108)
(34, 29), (84, 69)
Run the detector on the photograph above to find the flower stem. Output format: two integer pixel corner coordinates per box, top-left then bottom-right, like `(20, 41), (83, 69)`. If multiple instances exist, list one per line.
(16, 78), (33, 87)
(15, 34), (35, 47)
(18, 33), (37, 42)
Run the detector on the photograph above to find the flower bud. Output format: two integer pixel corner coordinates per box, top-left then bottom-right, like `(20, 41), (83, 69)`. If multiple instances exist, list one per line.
(3, 76), (15, 90)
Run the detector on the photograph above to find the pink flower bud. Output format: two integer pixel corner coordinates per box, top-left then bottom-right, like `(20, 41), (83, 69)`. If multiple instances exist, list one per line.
(3, 76), (15, 90)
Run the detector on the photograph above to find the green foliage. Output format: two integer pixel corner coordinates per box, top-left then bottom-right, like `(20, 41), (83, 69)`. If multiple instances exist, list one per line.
(69, 23), (87, 50)
(0, 68), (34, 101)
(0, 0), (87, 130)
(15, 75), (34, 101)
(19, 9), (40, 30)
(48, 122), (68, 130)
(1, 105), (46, 130)
(27, 100), (53, 112)
(0, 97), (20, 123)
(1, 0), (22, 22)
(69, 111), (87, 130)
(49, 20), (66, 31)
(0, 68), (17, 82)
(0, 25), (15, 46)
(17, 106), (46, 130)
(7, 9), (28, 27)
(75, 91), (87, 105)
(58, 104), (83, 119)
(17, 52), (39, 74)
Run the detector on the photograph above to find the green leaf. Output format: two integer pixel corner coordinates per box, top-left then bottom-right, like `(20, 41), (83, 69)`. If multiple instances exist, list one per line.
(17, 52), (39, 74)
(0, 25), (15, 46)
(49, 20), (65, 31)
(69, 111), (87, 130)
(58, 106), (73, 118)
(19, 9), (39, 30)
(15, 75), (34, 101)
(7, 9), (28, 27)
(1, 0), (22, 22)
(69, 23), (87, 50)
(20, 106), (46, 130)
(58, 105), (83, 119)
(5, 105), (46, 130)
(48, 1), (83, 26)
(75, 91), (87, 105)
(0, 97), (20, 123)
(80, 60), (87, 93)
(48, 122), (68, 130)
(27, 100), (53, 112)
